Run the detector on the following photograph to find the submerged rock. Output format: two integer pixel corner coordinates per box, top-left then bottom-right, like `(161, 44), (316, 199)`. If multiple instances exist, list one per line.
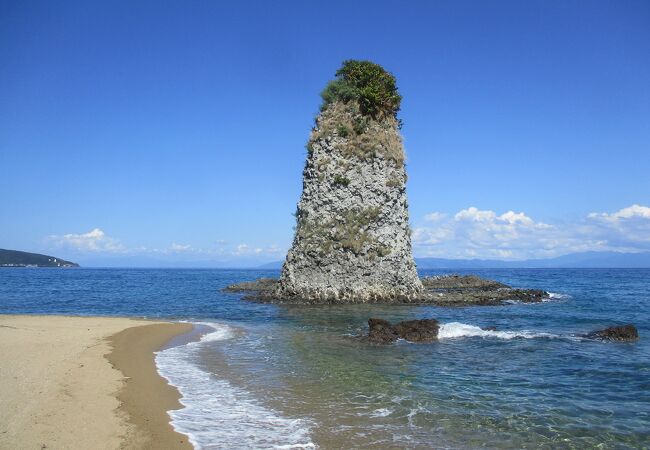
(586, 324), (639, 342)
(275, 60), (422, 303)
(367, 318), (440, 344)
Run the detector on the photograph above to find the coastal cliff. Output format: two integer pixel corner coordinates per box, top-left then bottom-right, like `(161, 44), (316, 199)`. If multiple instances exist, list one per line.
(275, 60), (422, 302)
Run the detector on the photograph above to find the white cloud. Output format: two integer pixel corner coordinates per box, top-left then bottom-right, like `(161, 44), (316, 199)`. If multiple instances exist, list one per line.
(413, 204), (650, 259)
(584, 204), (650, 249)
(233, 243), (285, 257)
(169, 243), (192, 252)
(454, 207), (497, 223)
(424, 212), (447, 222)
(47, 228), (126, 253)
(588, 204), (650, 221)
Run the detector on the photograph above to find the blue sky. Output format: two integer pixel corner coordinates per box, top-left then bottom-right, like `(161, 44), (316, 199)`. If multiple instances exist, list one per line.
(1, 0), (649, 266)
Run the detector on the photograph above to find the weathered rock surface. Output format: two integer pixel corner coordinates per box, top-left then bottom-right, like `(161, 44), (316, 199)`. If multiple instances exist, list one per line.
(226, 274), (549, 306)
(274, 63), (422, 303)
(585, 324), (639, 342)
(366, 318), (440, 344)
(268, 60), (422, 303)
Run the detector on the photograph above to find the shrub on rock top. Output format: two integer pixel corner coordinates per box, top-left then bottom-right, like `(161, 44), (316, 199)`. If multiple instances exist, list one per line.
(320, 60), (402, 119)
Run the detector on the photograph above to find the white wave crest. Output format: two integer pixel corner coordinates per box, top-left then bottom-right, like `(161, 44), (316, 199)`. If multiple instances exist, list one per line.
(155, 322), (315, 450)
(547, 292), (571, 300)
(367, 408), (393, 418)
(438, 322), (557, 340)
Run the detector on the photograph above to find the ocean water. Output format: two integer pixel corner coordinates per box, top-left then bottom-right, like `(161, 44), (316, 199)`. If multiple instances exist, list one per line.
(1, 268), (649, 449)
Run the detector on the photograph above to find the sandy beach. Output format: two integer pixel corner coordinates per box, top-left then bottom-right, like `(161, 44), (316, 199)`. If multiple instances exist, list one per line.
(0, 315), (193, 450)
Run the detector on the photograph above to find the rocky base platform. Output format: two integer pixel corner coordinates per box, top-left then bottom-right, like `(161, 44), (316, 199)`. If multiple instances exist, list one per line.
(224, 274), (550, 306)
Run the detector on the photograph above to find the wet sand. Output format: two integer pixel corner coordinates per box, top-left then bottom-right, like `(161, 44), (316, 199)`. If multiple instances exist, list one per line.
(108, 321), (193, 449)
(0, 315), (192, 450)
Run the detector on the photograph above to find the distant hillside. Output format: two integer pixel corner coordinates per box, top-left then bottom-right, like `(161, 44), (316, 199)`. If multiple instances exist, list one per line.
(415, 251), (650, 269)
(0, 249), (79, 268)
(259, 252), (650, 270)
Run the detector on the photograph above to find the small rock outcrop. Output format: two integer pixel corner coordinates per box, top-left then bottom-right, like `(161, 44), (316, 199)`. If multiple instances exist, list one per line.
(367, 318), (440, 344)
(586, 324), (639, 342)
(224, 278), (277, 294)
(275, 60), (422, 303)
(421, 275), (508, 291)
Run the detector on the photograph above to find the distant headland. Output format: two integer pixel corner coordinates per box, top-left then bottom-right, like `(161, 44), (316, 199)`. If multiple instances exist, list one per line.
(0, 249), (79, 268)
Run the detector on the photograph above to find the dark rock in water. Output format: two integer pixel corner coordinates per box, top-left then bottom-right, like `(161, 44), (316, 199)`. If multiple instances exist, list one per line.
(421, 275), (508, 291)
(393, 319), (440, 342)
(419, 275), (548, 305)
(506, 289), (548, 303)
(368, 318), (400, 344)
(586, 324), (639, 342)
(367, 318), (439, 344)
(224, 278), (278, 293)
(482, 326), (498, 331)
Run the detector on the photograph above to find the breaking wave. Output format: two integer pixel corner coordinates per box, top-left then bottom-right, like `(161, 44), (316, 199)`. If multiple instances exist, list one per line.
(437, 322), (558, 340)
(155, 322), (315, 450)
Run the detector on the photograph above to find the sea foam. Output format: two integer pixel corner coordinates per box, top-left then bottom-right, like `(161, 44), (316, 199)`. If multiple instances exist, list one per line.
(155, 322), (315, 450)
(437, 322), (557, 340)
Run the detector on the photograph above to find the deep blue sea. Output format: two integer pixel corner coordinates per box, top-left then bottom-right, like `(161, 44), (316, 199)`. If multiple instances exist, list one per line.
(1, 268), (649, 449)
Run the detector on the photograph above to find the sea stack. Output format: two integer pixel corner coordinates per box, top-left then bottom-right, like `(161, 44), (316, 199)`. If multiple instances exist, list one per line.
(276, 60), (422, 303)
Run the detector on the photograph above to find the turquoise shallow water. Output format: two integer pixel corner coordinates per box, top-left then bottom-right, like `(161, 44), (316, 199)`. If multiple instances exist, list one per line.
(1, 268), (649, 448)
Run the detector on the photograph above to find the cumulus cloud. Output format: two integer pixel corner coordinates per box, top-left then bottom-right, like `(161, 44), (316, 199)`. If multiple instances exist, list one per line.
(413, 204), (650, 259)
(588, 204), (650, 221)
(584, 204), (650, 250)
(47, 228), (126, 253)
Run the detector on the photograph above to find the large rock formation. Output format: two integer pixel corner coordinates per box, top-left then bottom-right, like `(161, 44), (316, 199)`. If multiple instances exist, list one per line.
(275, 60), (422, 303)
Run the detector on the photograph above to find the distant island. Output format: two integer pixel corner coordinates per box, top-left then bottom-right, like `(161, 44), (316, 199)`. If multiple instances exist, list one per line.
(0, 249), (79, 268)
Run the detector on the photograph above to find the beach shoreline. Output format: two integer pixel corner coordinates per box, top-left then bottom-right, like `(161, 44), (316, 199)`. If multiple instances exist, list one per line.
(0, 315), (193, 450)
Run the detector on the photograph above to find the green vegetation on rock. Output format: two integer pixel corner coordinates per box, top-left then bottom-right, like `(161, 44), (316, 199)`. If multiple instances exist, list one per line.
(296, 207), (385, 257)
(320, 60), (401, 119)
